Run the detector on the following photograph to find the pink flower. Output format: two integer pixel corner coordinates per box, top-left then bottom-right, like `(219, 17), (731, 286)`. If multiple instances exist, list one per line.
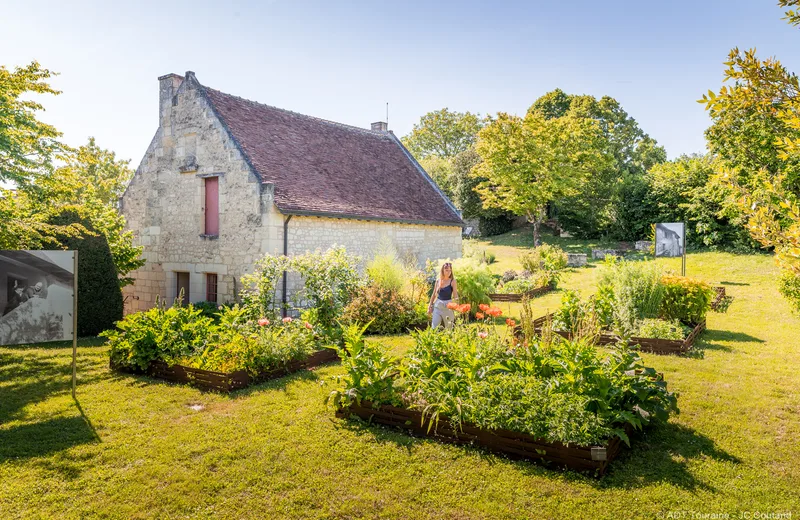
(282, 317), (293, 323)
(304, 321), (313, 330)
(478, 331), (488, 339)
(258, 318), (270, 327)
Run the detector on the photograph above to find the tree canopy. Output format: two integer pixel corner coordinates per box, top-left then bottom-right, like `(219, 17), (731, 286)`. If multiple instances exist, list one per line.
(402, 108), (485, 160)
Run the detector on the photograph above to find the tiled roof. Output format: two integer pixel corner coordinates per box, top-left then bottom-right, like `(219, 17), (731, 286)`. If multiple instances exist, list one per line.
(199, 83), (463, 227)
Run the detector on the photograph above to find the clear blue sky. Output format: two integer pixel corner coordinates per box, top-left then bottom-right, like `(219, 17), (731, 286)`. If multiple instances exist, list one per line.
(3, 0), (799, 166)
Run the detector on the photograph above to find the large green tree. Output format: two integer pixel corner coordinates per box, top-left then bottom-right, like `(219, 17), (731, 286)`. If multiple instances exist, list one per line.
(402, 108), (485, 160)
(473, 112), (611, 245)
(700, 0), (800, 308)
(529, 90), (666, 239)
(0, 62), (64, 186)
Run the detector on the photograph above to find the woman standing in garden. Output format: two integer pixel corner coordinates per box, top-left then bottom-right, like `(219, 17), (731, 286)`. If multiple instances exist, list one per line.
(428, 262), (459, 330)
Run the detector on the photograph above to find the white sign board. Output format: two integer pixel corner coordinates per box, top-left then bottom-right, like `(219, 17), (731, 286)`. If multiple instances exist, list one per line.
(655, 223), (685, 258)
(0, 250), (75, 346)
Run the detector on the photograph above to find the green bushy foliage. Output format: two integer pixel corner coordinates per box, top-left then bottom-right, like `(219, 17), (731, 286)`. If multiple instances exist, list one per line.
(478, 215), (515, 236)
(102, 300), (214, 370)
(599, 260), (665, 332)
(365, 244), (407, 293)
(435, 258), (494, 312)
(497, 271), (553, 294)
(292, 246), (362, 331)
(635, 318), (687, 340)
(240, 254), (289, 320)
(49, 208), (123, 336)
(194, 317), (317, 376)
(330, 321), (679, 446)
(521, 244), (568, 272)
(659, 275), (713, 323)
(342, 285), (427, 335)
(193, 301), (221, 320)
(778, 271), (800, 313)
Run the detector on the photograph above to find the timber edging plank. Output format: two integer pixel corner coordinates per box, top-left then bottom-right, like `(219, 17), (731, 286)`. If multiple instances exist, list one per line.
(488, 282), (556, 303)
(710, 286), (726, 311)
(529, 314), (705, 355)
(111, 348), (339, 392)
(336, 401), (631, 475)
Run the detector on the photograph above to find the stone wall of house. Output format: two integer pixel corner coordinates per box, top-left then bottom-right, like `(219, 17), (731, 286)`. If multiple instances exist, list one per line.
(121, 72), (462, 314)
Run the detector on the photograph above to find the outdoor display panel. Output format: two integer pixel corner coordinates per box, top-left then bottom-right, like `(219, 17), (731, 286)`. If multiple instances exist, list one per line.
(655, 223), (685, 258)
(0, 250), (76, 346)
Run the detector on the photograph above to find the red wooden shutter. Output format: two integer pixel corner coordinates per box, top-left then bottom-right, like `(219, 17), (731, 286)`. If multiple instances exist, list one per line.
(205, 177), (219, 235)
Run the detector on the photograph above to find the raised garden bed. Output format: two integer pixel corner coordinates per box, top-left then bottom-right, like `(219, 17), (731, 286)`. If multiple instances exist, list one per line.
(488, 282), (555, 303)
(528, 314), (705, 355)
(711, 286), (726, 311)
(337, 401), (631, 475)
(111, 348), (339, 392)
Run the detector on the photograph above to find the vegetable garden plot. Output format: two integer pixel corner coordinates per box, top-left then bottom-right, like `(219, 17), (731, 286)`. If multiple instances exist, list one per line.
(337, 401), (632, 476)
(528, 315), (705, 355)
(488, 282), (555, 303)
(111, 348), (338, 392)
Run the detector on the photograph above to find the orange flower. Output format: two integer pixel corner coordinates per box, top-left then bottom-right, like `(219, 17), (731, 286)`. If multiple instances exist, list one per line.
(487, 307), (503, 317)
(258, 318), (270, 327)
(282, 316), (293, 323)
(304, 322), (313, 330)
(506, 318), (516, 328)
(475, 312), (485, 320)
(458, 304), (471, 314)
(479, 303), (490, 312)
(478, 331), (488, 339)
(446, 302), (459, 310)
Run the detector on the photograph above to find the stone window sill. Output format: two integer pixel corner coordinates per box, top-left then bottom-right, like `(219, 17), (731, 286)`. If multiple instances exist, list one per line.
(199, 234), (219, 240)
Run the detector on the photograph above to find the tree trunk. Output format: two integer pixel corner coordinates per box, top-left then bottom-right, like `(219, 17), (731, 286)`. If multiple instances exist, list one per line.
(532, 218), (541, 247)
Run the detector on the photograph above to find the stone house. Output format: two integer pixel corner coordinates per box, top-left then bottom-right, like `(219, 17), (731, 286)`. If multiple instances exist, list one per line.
(121, 71), (463, 313)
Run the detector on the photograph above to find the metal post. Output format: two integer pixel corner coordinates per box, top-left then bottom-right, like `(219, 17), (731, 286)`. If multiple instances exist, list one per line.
(682, 222), (687, 276)
(72, 250), (78, 399)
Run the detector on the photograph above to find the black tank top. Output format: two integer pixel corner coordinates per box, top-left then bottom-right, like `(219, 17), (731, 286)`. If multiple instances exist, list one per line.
(438, 280), (453, 300)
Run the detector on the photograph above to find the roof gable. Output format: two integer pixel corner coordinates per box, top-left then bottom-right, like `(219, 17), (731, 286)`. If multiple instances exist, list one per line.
(194, 78), (463, 226)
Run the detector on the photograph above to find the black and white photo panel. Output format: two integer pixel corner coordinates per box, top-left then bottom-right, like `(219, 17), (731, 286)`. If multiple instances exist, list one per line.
(0, 251), (75, 346)
(655, 223), (685, 258)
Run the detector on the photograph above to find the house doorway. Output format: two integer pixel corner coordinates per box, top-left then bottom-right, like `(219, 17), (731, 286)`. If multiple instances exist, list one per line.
(176, 272), (190, 305)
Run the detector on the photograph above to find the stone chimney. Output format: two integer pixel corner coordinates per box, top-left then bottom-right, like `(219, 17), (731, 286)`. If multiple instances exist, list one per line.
(158, 73), (184, 129)
(371, 121), (388, 132)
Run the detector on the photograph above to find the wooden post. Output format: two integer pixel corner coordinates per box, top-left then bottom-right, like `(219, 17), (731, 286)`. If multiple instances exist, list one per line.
(72, 250), (78, 399)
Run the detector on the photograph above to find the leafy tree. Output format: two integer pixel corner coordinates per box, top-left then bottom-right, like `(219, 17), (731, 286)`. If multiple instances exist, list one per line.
(23, 138), (143, 286)
(0, 62), (65, 185)
(700, 2), (800, 308)
(418, 155), (456, 199)
(402, 108), (485, 160)
(529, 90), (666, 238)
(647, 155), (754, 249)
(473, 112), (611, 245)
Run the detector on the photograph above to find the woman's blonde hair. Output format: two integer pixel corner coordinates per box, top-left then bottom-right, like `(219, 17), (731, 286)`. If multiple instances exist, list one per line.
(439, 262), (455, 281)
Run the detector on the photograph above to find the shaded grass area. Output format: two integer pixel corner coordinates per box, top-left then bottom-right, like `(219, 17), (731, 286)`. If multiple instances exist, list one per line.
(1, 232), (799, 518)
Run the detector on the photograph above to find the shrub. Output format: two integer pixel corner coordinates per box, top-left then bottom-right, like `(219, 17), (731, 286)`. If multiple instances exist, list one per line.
(194, 318), (317, 376)
(291, 246), (362, 331)
(49, 208), (123, 336)
(599, 260), (665, 331)
(659, 275), (713, 323)
(193, 301), (221, 320)
(102, 300), (214, 371)
(240, 254), (289, 320)
(478, 215), (515, 236)
(342, 285), (427, 335)
(635, 318), (687, 340)
(435, 258), (494, 313)
(521, 244), (568, 273)
(497, 272), (553, 294)
(778, 271), (800, 313)
(365, 245), (407, 293)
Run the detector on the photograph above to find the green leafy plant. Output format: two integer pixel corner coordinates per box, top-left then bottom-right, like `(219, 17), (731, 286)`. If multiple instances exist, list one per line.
(365, 243), (407, 293)
(521, 244), (568, 272)
(342, 285), (427, 335)
(635, 318), (687, 340)
(240, 254), (289, 320)
(659, 275), (714, 323)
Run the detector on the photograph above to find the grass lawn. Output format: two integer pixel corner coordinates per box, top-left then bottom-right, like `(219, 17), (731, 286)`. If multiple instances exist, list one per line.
(2, 232), (800, 519)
